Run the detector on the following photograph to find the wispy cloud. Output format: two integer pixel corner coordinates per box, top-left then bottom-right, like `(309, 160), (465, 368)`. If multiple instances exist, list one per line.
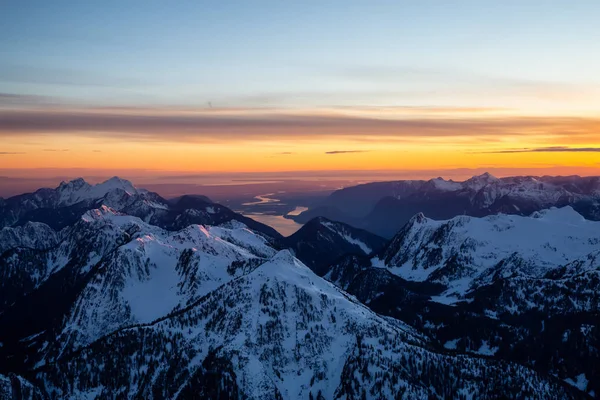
(0, 93), (56, 107)
(483, 146), (600, 154)
(331, 64), (599, 101)
(0, 151), (25, 154)
(0, 107), (598, 146)
(325, 150), (369, 154)
(43, 148), (69, 152)
(330, 105), (510, 114)
(0, 64), (146, 88)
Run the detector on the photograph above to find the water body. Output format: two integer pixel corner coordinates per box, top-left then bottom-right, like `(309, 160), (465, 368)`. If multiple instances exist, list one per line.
(241, 193), (281, 206)
(244, 211), (304, 237)
(286, 206), (308, 216)
(241, 194), (308, 236)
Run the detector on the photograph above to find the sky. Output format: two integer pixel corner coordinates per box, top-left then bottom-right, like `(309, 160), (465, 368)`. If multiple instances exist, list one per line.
(1, 0), (600, 182)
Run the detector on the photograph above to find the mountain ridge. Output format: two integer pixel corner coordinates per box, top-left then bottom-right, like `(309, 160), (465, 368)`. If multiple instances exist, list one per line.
(291, 173), (600, 238)
(320, 206), (600, 396)
(0, 176), (283, 239)
(283, 216), (387, 275)
(0, 179), (598, 398)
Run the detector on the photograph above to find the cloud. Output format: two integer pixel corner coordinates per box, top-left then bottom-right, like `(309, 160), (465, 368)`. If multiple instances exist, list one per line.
(331, 64), (597, 101)
(0, 151), (25, 154)
(483, 146), (600, 154)
(0, 93), (56, 107)
(0, 91), (509, 115)
(325, 150), (370, 154)
(0, 64), (145, 87)
(330, 105), (510, 114)
(43, 148), (69, 152)
(0, 107), (598, 145)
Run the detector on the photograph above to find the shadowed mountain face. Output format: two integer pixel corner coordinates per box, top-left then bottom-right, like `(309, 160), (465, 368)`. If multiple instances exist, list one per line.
(291, 173), (600, 238)
(283, 217), (387, 275)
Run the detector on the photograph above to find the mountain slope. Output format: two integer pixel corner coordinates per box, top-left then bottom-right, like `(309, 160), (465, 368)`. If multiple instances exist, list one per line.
(153, 194), (282, 238)
(1, 180), (598, 398)
(0, 222), (59, 255)
(321, 207), (600, 397)
(0, 206), (279, 369)
(46, 207), (278, 357)
(0, 209), (132, 312)
(0, 373), (44, 400)
(377, 206), (600, 301)
(35, 251), (579, 400)
(283, 217), (386, 275)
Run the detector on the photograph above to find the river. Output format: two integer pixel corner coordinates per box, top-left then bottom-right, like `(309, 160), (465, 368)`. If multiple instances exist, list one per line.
(240, 193), (308, 236)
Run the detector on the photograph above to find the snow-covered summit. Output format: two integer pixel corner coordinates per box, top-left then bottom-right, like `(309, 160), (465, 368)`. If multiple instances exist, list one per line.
(0, 176), (284, 239)
(0, 176), (156, 230)
(426, 176), (463, 191)
(530, 205), (586, 223)
(463, 172), (500, 190)
(46, 208), (278, 351)
(81, 204), (124, 222)
(55, 176), (139, 207)
(377, 206), (600, 301)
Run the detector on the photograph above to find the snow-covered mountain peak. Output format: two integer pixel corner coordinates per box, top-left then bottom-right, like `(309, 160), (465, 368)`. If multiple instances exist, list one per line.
(81, 205), (122, 222)
(55, 176), (139, 207)
(530, 205), (585, 223)
(80, 206), (145, 230)
(79, 208), (147, 243)
(471, 172), (498, 181)
(101, 176), (137, 193)
(58, 177), (88, 190)
(407, 212), (428, 225)
(260, 249), (303, 271)
(37, 215), (282, 354)
(379, 206), (600, 301)
(427, 177), (462, 191)
(464, 171), (500, 189)
(85, 176), (138, 198)
(480, 172), (497, 179)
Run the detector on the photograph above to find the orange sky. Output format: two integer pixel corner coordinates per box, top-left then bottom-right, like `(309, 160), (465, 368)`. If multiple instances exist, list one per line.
(1, 106), (599, 177)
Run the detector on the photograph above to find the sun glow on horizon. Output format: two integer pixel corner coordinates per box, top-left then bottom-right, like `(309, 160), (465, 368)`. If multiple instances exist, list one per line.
(2, 1), (600, 178)
(1, 103), (599, 177)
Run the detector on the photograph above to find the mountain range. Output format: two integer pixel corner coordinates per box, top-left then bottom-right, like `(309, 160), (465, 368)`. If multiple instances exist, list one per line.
(324, 206), (600, 397)
(0, 176), (598, 399)
(290, 173), (600, 238)
(0, 176), (281, 238)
